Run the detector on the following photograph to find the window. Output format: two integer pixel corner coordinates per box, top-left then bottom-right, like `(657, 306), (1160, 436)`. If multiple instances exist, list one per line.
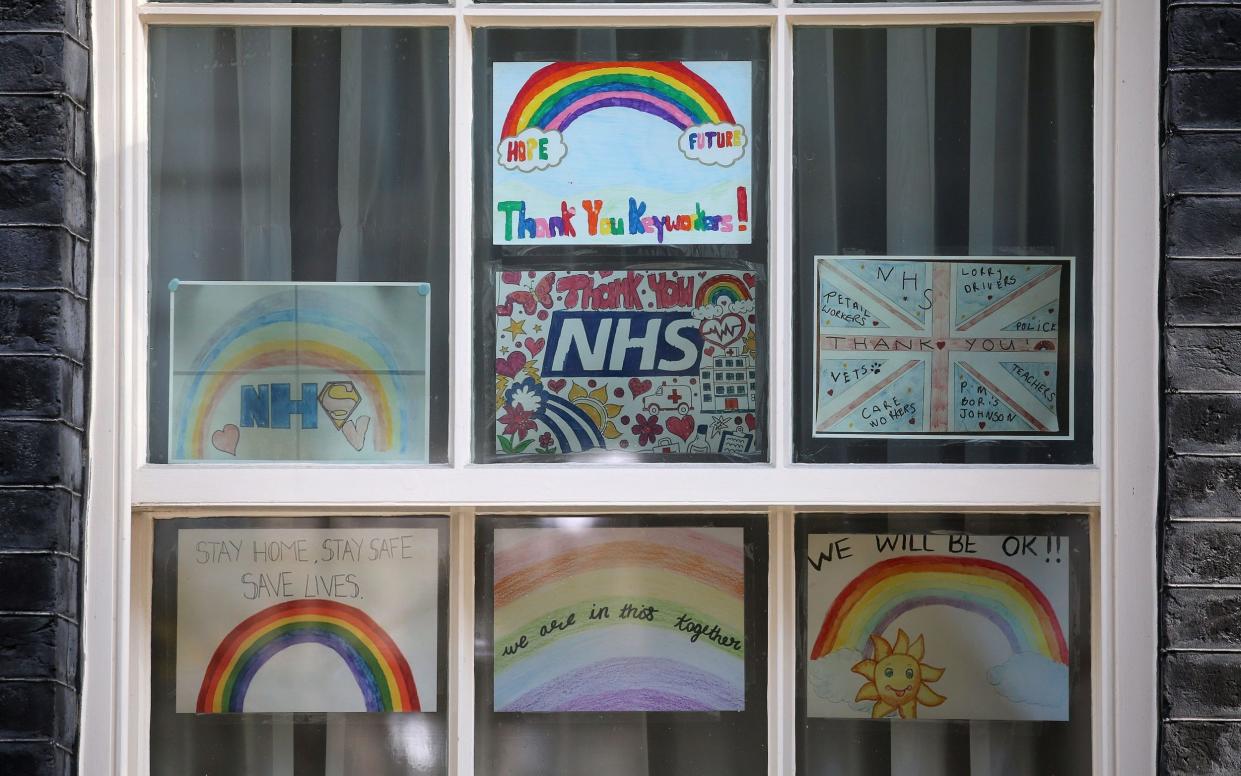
(84, 1), (1162, 776)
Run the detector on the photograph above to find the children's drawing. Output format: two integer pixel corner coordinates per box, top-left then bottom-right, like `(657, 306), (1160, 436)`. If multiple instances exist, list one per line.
(493, 269), (762, 458)
(806, 533), (1070, 721)
(814, 256), (1073, 439)
(493, 61), (753, 246)
(493, 526), (746, 712)
(169, 282), (430, 462)
(175, 526), (440, 713)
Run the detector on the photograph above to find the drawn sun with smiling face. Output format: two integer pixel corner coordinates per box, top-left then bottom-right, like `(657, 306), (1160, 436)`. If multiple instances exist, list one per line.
(852, 629), (946, 719)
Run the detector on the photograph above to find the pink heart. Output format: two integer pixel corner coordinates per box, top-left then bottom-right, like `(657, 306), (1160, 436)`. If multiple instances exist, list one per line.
(501, 271), (521, 284)
(667, 415), (695, 441)
(496, 351), (526, 378)
(524, 337), (545, 356)
(699, 312), (745, 349)
(496, 301), (514, 317)
(629, 378), (653, 398)
(704, 346), (715, 356)
(548, 378), (567, 393)
(342, 415), (370, 452)
(211, 424), (239, 456)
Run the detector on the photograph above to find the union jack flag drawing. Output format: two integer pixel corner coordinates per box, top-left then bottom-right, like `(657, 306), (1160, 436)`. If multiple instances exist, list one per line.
(813, 256), (1073, 439)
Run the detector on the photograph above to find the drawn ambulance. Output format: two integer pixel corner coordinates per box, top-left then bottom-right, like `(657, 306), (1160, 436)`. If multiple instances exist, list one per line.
(700, 349), (757, 413)
(644, 380), (695, 416)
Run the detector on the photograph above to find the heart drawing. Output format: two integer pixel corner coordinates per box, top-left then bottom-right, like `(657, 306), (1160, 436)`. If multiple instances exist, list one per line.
(667, 415), (696, 441)
(496, 351), (527, 378)
(211, 424), (240, 456)
(699, 313), (745, 349)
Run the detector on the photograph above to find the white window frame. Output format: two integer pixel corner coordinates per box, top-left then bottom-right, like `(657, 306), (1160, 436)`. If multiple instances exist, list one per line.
(81, 0), (1161, 773)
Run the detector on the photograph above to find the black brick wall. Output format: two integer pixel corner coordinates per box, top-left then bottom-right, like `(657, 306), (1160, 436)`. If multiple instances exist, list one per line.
(0, 0), (89, 773)
(1163, 3), (1241, 774)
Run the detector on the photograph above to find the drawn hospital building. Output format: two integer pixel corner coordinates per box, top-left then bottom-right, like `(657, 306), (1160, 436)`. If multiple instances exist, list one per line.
(700, 349), (757, 413)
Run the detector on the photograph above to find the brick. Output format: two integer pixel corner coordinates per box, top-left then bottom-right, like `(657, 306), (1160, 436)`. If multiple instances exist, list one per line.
(0, 421), (82, 490)
(1166, 260), (1241, 324)
(0, 681), (76, 746)
(0, 356), (82, 423)
(1164, 652), (1241, 717)
(1167, 394), (1241, 453)
(0, 616), (76, 683)
(1166, 327), (1241, 391)
(1163, 722), (1241, 776)
(0, 489), (79, 555)
(1165, 134), (1241, 194)
(1167, 456), (1241, 519)
(1168, 72), (1241, 130)
(1166, 588), (1241, 648)
(1167, 196), (1241, 257)
(1165, 522), (1241, 584)
(0, 228), (84, 293)
(0, 556), (77, 617)
(0, 291), (85, 360)
(0, 33), (87, 102)
(0, 163), (88, 235)
(0, 96), (85, 168)
(1169, 7), (1241, 68)
(0, 0), (87, 42)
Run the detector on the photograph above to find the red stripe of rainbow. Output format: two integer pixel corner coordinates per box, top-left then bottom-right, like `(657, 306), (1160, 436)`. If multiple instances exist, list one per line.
(694, 273), (751, 308)
(196, 599), (419, 713)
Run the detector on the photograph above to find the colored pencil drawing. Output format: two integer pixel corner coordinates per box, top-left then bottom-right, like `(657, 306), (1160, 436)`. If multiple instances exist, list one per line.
(493, 526), (746, 712)
(492, 61), (754, 246)
(175, 527), (439, 713)
(493, 269), (762, 459)
(169, 282), (430, 462)
(806, 534), (1070, 721)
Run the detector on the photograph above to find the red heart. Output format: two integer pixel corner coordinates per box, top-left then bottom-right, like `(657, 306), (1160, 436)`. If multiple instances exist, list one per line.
(745, 413), (756, 431)
(871, 320), (880, 326)
(524, 337), (545, 356)
(496, 301), (514, 317)
(495, 351), (526, 378)
(501, 271), (521, 284)
(743, 273), (757, 288)
(699, 312), (745, 349)
(667, 415), (695, 441)
(211, 424), (240, 456)
(704, 346), (715, 356)
(936, 341), (946, 350)
(629, 378), (653, 398)
(826, 389), (834, 396)
(978, 422), (987, 429)
(548, 379), (566, 393)
(909, 418), (916, 425)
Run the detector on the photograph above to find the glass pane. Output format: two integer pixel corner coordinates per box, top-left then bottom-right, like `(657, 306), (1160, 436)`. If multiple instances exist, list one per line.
(148, 27), (450, 463)
(796, 513), (1092, 776)
(474, 29), (771, 463)
(792, 25), (1094, 464)
(474, 514), (768, 776)
(150, 515), (450, 775)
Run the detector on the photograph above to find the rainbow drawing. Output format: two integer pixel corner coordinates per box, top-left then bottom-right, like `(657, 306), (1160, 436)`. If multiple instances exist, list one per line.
(501, 62), (736, 137)
(810, 556), (1068, 665)
(493, 527), (746, 712)
(196, 599), (420, 713)
(170, 284), (423, 460)
(695, 273), (751, 308)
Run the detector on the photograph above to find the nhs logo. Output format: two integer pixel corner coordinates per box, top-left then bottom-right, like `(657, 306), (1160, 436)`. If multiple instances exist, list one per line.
(543, 311), (703, 377)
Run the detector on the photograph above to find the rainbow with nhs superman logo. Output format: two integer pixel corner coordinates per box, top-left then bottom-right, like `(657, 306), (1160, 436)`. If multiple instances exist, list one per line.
(170, 283), (423, 460)
(501, 62), (737, 137)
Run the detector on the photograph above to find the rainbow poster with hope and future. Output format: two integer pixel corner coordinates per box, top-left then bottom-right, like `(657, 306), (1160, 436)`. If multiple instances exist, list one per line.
(805, 532), (1071, 721)
(175, 526), (441, 713)
(492, 61), (753, 247)
(493, 526), (747, 712)
(168, 281), (430, 462)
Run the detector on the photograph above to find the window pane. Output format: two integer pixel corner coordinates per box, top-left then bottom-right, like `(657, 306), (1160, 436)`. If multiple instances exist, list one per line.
(150, 516), (450, 775)
(148, 27), (450, 463)
(792, 25), (1094, 464)
(474, 514), (769, 776)
(474, 29), (770, 463)
(796, 513), (1092, 776)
